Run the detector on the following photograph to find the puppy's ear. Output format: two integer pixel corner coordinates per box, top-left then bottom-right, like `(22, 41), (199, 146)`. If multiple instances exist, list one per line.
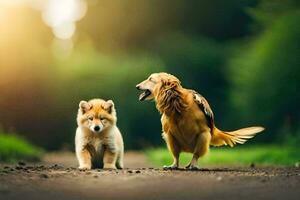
(79, 101), (92, 113)
(104, 100), (114, 113)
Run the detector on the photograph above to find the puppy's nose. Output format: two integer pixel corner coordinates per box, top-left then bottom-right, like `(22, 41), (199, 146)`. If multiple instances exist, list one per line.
(94, 126), (100, 132)
(136, 84), (140, 90)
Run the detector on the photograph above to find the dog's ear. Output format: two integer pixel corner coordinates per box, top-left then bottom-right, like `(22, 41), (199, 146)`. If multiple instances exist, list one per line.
(161, 75), (181, 88)
(104, 100), (115, 114)
(79, 101), (92, 113)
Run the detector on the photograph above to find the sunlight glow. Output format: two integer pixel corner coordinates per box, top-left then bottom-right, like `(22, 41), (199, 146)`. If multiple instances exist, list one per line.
(0, 0), (87, 40)
(0, 0), (24, 6)
(52, 22), (76, 40)
(42, 0), (87, 40)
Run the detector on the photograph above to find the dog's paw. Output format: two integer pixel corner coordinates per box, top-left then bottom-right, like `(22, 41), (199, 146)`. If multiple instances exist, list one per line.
(163, 165), (179, 170)
(103, 163), (117, 170)
(78, 165), (91, 171)
(116, 166), (123, 170)
(185, 165), (200, 171)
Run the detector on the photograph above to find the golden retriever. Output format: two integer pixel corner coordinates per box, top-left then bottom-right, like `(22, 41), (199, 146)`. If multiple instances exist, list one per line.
(136, 72), (264, 169)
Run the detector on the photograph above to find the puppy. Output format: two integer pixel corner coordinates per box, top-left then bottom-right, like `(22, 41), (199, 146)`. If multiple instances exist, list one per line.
(136, 72), (264, 169)
(75, 99), (124, 169)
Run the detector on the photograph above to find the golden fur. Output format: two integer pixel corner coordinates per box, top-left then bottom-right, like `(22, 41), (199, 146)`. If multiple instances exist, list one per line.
(137, 72), (264, 169)
(75, 99), (124, 169)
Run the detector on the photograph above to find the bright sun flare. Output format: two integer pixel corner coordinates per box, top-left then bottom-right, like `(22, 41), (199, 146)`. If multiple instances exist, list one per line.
(0, 0), (87, 40)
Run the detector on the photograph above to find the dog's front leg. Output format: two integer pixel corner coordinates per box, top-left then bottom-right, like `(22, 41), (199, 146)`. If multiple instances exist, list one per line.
(103, 150), (117, 169)
(163, 132), (180, 170)
(76, 148), (92, 170)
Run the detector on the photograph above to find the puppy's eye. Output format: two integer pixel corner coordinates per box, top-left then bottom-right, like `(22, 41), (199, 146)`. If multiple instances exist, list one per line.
(100, 117), (105, 121)
(88, 116), (93, 121)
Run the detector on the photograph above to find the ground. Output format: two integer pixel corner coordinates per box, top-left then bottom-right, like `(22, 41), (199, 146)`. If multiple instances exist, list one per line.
(0, 152), (299, 200)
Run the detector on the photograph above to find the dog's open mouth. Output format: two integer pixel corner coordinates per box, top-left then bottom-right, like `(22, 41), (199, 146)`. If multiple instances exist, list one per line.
(138, 89), (151, 101)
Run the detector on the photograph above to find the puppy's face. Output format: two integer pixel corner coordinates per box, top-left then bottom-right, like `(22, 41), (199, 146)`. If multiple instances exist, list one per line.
(136, 72), (181, 101)
(77, 99), (116, 133)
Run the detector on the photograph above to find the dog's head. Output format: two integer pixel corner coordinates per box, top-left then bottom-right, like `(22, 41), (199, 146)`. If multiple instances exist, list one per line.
(136, 72), (181, 101)
(77, 99), (116, 133)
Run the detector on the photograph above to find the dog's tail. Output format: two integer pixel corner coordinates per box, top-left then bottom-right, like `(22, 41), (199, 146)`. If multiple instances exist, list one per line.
(210, 126), (264, 147)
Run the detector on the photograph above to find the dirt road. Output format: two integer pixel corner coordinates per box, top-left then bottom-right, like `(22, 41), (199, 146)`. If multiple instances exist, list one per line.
(0, 151), (299, 200)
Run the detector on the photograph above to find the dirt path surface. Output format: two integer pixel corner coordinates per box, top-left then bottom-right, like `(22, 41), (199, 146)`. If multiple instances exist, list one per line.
(1, 152), (299, 200)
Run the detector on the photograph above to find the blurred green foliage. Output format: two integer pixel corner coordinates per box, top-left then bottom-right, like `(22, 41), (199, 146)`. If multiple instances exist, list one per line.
(0, 132), (42, 162)
(147, 145), (299, 166)
(0, 0), (299, 150)
(229, 10), (300, 142)
(247, 0), (300, 31)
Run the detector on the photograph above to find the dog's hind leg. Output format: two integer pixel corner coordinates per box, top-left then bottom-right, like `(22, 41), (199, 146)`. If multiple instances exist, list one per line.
(185, 131), (211, 170)
(163, 132), (181, 170)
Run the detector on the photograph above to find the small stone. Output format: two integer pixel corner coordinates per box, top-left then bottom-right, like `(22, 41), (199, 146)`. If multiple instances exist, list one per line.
(127, 170), (133, 173)
(295, 162), (299, 168)
(15, 166), (23, 170)
(40, 174), (49, 178)
(216, 176), (222, 181)
(135, 170), (141, 174)
(18, 161), (26, 166)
